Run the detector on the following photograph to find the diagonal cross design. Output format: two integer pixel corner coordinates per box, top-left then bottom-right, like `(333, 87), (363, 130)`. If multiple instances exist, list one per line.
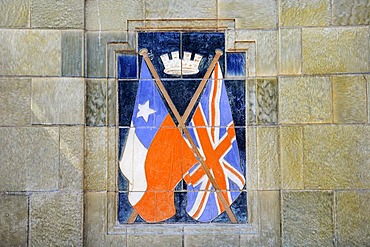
(133, 48), (238, 223)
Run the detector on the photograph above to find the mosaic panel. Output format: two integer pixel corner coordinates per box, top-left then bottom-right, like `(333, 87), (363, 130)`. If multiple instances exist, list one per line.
(118, 32), (247, 224)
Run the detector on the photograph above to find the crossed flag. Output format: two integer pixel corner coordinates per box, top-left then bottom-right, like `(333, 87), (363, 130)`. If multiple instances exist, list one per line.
(119, 49), (245, 223)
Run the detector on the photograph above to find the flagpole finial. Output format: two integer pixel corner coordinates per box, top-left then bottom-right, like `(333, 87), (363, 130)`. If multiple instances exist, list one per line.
(215, 49), (223, 56)
(139, 48), (148, 56)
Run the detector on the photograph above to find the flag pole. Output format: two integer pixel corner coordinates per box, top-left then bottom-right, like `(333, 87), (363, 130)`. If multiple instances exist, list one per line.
(139, 49), (237, 223)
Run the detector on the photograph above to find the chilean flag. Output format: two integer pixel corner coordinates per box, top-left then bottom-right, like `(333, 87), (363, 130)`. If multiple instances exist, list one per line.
(119, 59), (197, 223)
(183, 62), (245, 222)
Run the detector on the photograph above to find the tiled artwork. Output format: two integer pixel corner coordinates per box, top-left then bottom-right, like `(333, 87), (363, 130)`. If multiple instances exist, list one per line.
(118, 32), (247, 224)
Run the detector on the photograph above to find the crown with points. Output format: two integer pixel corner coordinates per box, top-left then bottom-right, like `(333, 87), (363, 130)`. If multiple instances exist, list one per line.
(160, 51), (203, 75)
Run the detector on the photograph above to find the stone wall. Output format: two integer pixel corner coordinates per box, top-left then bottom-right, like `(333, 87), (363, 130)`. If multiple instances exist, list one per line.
(0, 0), (369, 246)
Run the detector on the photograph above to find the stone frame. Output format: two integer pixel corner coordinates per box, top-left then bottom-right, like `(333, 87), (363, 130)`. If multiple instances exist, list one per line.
(85, 19), (280, 245)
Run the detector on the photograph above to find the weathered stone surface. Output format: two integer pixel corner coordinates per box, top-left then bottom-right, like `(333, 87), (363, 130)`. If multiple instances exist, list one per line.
(336, 191), (370, 246)
(86, 79), (107, 126)
(0, 0), (29, 28)
(257, 78), (278, 125)
(333, 0), (370, 25)
(259, 191), (280, 246)
(31, 0), (84, 28)
(282, 191), (334, 246)
(302, 27), (369, 74)
(280, 126), (304, 189)
(247, 127), (257, 190)
(236, 30), (277, 76)
(368, 75), (370, 123)
(247, 79), (257, 125)
(107, 127), (117, 191)
(86, 0), (144, 31)
(279, 28), (302, 75)
(257, 127), (280, 190)
(304, 125), (370, 189)
(184, 234), (239, 247)
(31, 78), (84, 124)
(0, 194), (28, 247)
(62, 31), (83, 77)
(279, 76), (332, 123)
(333, 75), (367, 123)
(280, 0), (331, 26)
(86, 79), (116, 126)
(219, 0), (277, 29)
(84, 192), (107, 246)
(60, 126), (84, 191)
(0, 78), (31, 126)
(86, 32), (126, 78)
(85, 127), (107, 191)
(30, 192), (83, 246)
(128, 235), (182, 247)
(0, 30), (61, 76)
(0, 127), (59, 191)
(239, 234), (260, 247)
(145, 0), (216, 19)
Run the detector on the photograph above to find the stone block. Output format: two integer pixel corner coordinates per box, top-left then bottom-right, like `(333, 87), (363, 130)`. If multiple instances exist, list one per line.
(304, 125), (370, 189)
(0, 127), (59, 191)
(31, 78), (84, 125)
(280, 126), (304, 189)
(0, 78), (31, 126)
(257, 127), (280, 190)
(62, 30), (83, 77)
(219, 0), (277, 29)
(145, 0), (216, 19)
(282, 191), (334, 246)
(333, 75), (367, 123)
(84, 192), (107, 246)
(128, 235), (182, 247)
(60, 126), (84, 191)
(247, 79), (257, 125)
(302, 27), (369, 74)
(86, 79), (107, 126)
(257, 78), (278, 125)
(333, 0), (370, 26)
(336, 191), (370, 246)
(30, 192), (83, 246)
(236, 30), (277, 76)
(86, 79), (116, 126)
(85, 127), (107, 191)
(259, 191), (280, 246)
(0, 194), (28, 247)
(0, 0), (29, 28)
(31, 0), (84, 28)
(184, 234), (239, 247)
(280, 0), (331, 26)
(86, 0), (144, 31)
(279, 76), (332, 123)
(368, 75), (370, 123)
(279, 28), (302, 75)
(0, 30), (61, 76)
(107, 127), (117, 191)
(247, 127), (258, 190)
(86, 32), (126, 78)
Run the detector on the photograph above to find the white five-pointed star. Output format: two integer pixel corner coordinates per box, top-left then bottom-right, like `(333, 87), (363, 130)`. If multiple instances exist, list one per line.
(136, 100), (156, 122)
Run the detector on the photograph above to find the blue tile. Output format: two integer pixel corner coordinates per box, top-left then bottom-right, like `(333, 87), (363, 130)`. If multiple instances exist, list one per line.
(118, 54), (137, 79)
(118, 80), (139, 126)
(212, 191), (248, 223)
(225, 80), (246, 127)
(226, 52), (246, 77)
(182, 32), (225, 79)
(118, 192), (135, 223)
(138, 32), (181, 79)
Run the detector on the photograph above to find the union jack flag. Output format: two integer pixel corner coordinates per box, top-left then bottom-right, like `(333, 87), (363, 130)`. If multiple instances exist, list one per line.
(183, 62), (245, 222)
